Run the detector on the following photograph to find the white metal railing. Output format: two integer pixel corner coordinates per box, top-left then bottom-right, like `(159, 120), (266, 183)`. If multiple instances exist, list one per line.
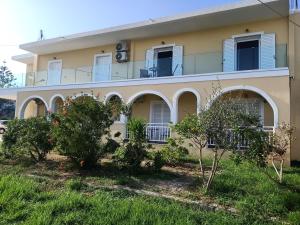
(208, 126), (275, 149)
(126, 123), (171, 142)
(290, 0), (300, 13)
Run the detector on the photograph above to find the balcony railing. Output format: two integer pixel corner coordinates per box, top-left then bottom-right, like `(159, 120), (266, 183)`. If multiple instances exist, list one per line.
(7, 44), (287, 88)
(208, 126), (275, 149)
(126, 123), (171, 143)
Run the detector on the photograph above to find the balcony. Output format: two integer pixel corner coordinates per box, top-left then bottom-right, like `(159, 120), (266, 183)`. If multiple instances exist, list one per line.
(126, 123), (171, 143)
(11, 44), (287, 88)
(208, 126), (275, 149)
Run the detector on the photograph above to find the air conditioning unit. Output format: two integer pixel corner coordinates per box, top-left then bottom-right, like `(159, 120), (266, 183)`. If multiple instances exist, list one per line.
(116, 41), (128, 52)
(115, 51), (129, 63)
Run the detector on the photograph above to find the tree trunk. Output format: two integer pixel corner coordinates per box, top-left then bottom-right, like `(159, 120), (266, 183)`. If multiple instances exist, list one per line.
(198, 147), (205, 182)
(205, 151), (218, 192)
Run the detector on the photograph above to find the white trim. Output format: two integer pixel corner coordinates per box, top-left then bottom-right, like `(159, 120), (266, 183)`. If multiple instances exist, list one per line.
(47, 59), (62, 85)
(207, 85), (279, 128)
(232, 32), (264, 39)
(104, 91), (124, 103)
(19, 95), (49, 119)
(234, 34), (261, 71)
(172, 88), (201, 123)
(6, 68), (289, 93)
(127, 90), (175, 123)
(93, 53), (113, 82)
(49, 94), (65, 112)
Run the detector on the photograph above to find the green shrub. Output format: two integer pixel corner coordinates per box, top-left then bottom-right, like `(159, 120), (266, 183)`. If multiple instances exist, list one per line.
(114, 118), (149, 168)
(2, 117), (52, 162)
(51, 96), (114, 168)
(160, 138), (189, 165)
(151, 151), (165, 171)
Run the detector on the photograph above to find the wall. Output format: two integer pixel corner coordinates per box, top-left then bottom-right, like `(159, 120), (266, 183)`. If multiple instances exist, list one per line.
(289, 13), (300, 162)
(30, 17), (288, 83)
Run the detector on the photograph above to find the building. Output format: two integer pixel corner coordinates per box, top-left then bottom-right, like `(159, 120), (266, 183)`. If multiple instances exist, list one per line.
(2, 0), (300, 164)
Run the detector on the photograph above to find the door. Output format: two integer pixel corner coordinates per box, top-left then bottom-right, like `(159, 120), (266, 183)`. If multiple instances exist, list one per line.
(93, 53), (112, 82)
(150, 101), (171, 124)
(47, 60), (62, 85)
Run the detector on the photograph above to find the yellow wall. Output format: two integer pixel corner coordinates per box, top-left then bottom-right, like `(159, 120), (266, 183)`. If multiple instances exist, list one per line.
(178, 92), (197, 122)
(131, 95), (163, 122)
(33, 18), (288, 77)
(289, 13), (300, 162)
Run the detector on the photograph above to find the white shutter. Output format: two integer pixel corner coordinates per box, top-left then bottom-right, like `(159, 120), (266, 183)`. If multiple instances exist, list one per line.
(47, 60), (62, 85)
(145, 49), (154, 76)
(223, 39), (235, 72)
(261, 33), (276, 69)
(172, 45), (183, 76)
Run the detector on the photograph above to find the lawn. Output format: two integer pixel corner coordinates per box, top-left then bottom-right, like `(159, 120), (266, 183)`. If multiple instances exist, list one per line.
(0, 156), (300, 225)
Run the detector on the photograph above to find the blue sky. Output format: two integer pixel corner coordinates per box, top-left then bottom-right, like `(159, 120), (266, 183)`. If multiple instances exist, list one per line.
(0, 0), (240, 73)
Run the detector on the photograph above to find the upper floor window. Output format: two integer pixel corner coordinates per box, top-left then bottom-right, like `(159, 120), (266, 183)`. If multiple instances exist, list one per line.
(144, 45), (183, 78)
(236, 36), (260, 71)
(223, 33), (276, 72)
(290, 0), (299, 12)
(47, 60), (62, 85)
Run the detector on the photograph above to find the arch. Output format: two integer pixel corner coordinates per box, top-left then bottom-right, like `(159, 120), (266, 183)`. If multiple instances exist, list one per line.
(173, 88), (201, 123)
(104, 91), (124, 104)
(19, 95), (49, 119)
(127, 90), (175, 123)
(49, 94), (65, 112)
(208, 85), (279, 128)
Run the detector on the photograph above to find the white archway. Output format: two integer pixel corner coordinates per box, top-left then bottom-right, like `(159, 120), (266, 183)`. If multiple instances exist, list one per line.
(127, 90), (175, 123)
(49, 94), (65, 113)
(19, 95), (49, 119)
(208, 85), (279, 128)
(173, 88), (201, 123)
(104, 91), (124, 104)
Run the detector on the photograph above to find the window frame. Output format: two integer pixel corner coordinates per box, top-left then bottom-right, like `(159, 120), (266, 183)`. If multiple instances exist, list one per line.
(234, 35), (261, 71)
(47, 59), (62, 85)
(149, 100), (171, 124)
(92, 52), (113, 82)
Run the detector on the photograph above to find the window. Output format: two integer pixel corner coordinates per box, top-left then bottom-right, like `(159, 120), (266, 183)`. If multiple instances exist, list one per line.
(47, 60), (62, 85)
(155, 47), (173, 77)
(236, 39), (259, 71)
(150, 101), (170, 124)
(223, 33), (275, 72)
(93, 53), (112, 81)
(145, 45), (183, 77)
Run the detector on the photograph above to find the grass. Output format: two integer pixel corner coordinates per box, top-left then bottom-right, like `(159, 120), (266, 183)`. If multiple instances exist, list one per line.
(0, 157), (300, 225)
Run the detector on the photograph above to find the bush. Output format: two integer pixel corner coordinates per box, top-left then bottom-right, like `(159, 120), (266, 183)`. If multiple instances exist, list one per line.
(51, 96), (114, 168)
(160, 138), (189, 165)
(114, 118), (150, 169)
(2, 117), (52, 162)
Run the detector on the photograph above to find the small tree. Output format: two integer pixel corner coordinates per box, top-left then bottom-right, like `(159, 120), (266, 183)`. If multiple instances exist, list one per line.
(175, 88), (258, 191)
(2, 117), (53, 162)
(234, 123), (294, 184)
(0, 61), (15, 88)
(269, 123), (294, 183)
(51, 96), (114, 168)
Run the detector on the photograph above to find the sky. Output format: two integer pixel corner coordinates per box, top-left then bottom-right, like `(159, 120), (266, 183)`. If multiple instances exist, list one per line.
(0, 0), (241, 74)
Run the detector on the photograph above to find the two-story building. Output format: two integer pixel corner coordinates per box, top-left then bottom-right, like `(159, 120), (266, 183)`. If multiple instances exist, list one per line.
(2, 0), (300, 165)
